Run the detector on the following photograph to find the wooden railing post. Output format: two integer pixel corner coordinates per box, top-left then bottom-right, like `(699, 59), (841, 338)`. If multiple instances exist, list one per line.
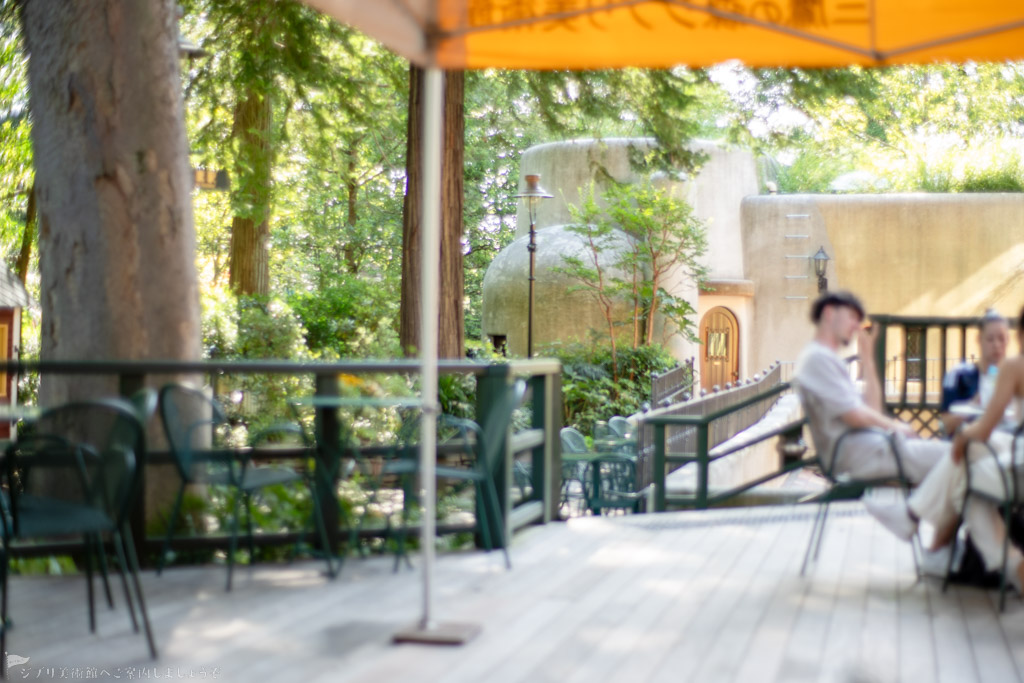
(314, 372), (341, 554)
(475, 363), (511, 548)
(695, 422), (710, 510)
(653, 422), (666, 512)
(873, 316), (888, 392)
(528, 370), (561, 523)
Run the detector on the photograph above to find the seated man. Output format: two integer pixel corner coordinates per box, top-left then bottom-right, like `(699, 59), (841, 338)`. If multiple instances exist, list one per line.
(795, 291), (948, 487)
(939, 309), (1009, 436)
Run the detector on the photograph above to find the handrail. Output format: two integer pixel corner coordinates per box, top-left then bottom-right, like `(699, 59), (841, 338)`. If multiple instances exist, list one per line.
(645, 381), (789, 425)
(0, 357), (563, 559)
(0, 357), (562, 376)
(642, 380), (802, 511)
(636, 362), (786, 494)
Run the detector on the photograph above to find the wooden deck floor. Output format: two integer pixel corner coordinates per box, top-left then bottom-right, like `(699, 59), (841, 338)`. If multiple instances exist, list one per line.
(5, 502), (1024, 682)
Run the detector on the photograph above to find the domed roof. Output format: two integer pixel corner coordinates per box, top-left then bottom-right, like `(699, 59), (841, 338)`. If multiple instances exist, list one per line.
(481, 224), (637, 357)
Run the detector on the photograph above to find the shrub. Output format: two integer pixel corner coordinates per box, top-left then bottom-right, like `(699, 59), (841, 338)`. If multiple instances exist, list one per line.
(546, 341), (676, 434)
(288, 280), (400, 358)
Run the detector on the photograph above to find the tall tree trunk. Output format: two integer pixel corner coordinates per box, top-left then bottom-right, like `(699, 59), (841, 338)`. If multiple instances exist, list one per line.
(22, 0), (202, 517)
(342, 142), (360, 275)
(440, 70), (466, 359)
(399, 66), (465, 359)
(399, 66), (422, 357)
(23, 0), (201, 393)
(15, 181), (35, 284)
(229, 85), (272, 296)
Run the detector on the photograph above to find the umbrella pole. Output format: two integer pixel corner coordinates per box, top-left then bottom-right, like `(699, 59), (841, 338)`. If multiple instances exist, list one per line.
(418, 65), (441, 633)
(394, 67), (480, 646)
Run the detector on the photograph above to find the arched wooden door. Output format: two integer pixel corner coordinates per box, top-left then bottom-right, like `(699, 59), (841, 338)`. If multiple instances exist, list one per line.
(700, 307), (739, 391)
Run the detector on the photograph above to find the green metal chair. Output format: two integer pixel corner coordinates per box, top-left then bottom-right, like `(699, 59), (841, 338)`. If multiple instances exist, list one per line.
(799, 426), (916, 575)
(157, 383), (335, 591)
(608, 416), (633, 439)
(390, 380), (527, 570)
(559, 427), (593, 512)
(596, 417), (638, 456)
(942, 425), (1024, 611)
(0, 398), (158, 676)
(584, 453), (643, 515)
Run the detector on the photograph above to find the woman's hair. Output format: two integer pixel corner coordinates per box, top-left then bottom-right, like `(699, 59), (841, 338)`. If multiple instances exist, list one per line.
(980, 308), (1007, 333)
(1019, 305), (1024, 331)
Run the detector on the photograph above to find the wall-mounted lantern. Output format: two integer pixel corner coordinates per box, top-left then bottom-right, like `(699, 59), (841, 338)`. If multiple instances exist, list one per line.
(812, 246), (830, 293)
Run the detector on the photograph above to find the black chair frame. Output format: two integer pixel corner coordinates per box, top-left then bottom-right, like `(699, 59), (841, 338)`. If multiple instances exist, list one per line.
(942, 425), (1023, 611)
(800, 427), (919, 576)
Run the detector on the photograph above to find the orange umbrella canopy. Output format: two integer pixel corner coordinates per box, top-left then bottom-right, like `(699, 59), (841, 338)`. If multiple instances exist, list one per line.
(304, 0), (1024, 69)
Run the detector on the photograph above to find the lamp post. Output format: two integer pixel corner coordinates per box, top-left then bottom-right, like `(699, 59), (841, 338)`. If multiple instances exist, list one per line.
(812, 246), (830, 293)
(515, 174), (552, 358)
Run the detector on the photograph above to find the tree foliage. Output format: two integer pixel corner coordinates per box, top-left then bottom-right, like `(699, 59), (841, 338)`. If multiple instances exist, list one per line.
(0, 14), (33, 277)
(182, 0), (376, 295)
(559, 180), (708, 379)
(183, 0), (409, 355)
(716, 62), (1024, 192)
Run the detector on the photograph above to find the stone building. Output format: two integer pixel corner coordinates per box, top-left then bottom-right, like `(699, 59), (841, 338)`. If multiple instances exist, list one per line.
(481, 138), (1024, 390)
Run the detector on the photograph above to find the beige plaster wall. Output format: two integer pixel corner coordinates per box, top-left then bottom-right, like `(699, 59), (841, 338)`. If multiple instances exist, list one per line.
(821, 194), (1024, 316)
(481, 225), (640, 357)
(516, 138), (757, 282)
(486, 138), (761, 360)
(742, 193), (1024, 372)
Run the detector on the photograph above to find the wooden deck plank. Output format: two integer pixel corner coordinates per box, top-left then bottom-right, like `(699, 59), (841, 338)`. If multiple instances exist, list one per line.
(996, 593), (1024, 682)
(774, 505), (860, 682)
(929, 568), (981, 683)
(645, 515), (793, 682)
(725, 510), (823, 683)
(469, 529), (695, 681)
(458, 519), (674, 682)
(858, 507), (909, 682)
(816, 505), (878, 683)
(896, 541), (940, 683)
(562, 514), (739, 683)
(687, 514), (807, 683)
(593, 515), (755, 682)
(1, 504), (1023, 682)
(958, 585), (1021, 682)
(339, 520), (649, 683)
(562, 517), (731, 683)
(514, 522), (678, 682)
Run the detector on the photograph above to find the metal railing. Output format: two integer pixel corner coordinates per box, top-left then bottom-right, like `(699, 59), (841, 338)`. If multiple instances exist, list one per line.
(642, 376), (804, 511)
(0, 358), (563, 560)
(651, 357), (695, 407)
(637, 362), (790, 498)
(870, 314), (1012, 438)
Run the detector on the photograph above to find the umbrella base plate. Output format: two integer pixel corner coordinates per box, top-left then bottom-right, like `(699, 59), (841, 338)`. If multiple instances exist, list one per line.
(392, 620), (481, 645)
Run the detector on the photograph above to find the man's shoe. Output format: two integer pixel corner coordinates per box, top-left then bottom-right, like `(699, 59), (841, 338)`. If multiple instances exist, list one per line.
(864, 498), (917, 542)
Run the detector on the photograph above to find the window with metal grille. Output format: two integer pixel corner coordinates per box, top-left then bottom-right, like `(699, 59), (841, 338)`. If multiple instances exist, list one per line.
(708, 331), (728, 359)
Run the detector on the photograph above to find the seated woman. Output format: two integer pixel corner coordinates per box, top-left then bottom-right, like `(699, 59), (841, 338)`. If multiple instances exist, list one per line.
(939, 309), (1009, 435)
